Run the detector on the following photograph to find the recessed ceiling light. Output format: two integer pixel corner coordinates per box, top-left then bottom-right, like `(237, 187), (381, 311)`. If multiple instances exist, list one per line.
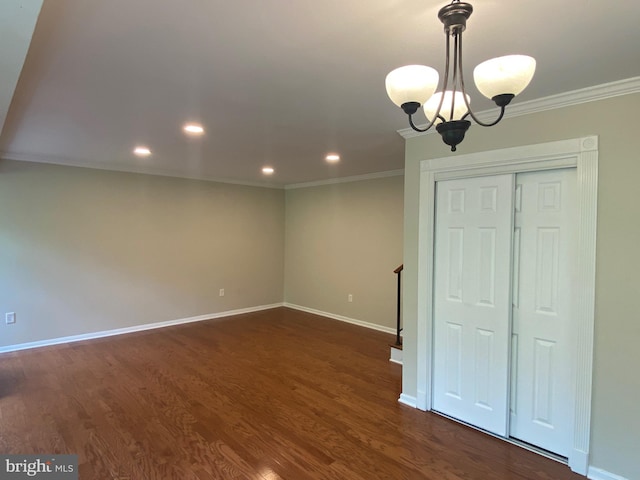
(183, 124), (204, 135)
(262, 167), (274, 175)
(325, 153), (340, 162)
(133, 146), (151, 157)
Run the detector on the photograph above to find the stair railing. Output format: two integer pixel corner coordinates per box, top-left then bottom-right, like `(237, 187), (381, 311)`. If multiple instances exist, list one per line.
(394, 264), (403, 346)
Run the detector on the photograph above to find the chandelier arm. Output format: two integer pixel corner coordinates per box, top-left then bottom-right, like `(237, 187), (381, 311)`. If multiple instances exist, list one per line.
(475, 105), (507, 127)
(408, 29), (452, 133)
(457, 31), (508, 127)
(425, 29), (452, 127)
(408, 114), (432, 133)
(458, 82), (508, 126)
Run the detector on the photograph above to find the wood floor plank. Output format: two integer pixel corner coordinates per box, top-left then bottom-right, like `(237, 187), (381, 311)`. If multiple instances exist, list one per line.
(0, 307), (584, 479)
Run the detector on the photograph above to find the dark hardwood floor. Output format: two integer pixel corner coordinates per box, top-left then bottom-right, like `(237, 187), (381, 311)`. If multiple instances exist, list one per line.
(0, 307), (584, 479)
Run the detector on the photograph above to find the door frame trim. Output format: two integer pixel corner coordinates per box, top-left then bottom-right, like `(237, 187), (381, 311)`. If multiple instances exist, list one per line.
(415, 136), (598, 475)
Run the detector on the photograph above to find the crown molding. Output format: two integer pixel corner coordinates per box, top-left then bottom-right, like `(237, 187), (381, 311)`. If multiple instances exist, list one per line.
(0, 150), (284, 189)
(398, 76), (640, 139)
(285, 169), (404, 190)
(1, 151), (404, 189)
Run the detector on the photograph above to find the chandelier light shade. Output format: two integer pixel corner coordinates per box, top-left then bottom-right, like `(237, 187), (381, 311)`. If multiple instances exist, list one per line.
(473, 55), (537, 100)
(385, 65), (439, 108)
(385, 0), (536, 151)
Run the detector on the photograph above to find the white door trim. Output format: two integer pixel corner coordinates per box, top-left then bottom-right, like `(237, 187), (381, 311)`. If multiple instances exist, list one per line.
(415, 136), (598, 475)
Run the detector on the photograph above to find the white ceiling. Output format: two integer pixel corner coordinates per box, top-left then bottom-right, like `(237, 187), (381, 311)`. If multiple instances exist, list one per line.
(1, 0), (639, 186)
(0, 1), (42, 135)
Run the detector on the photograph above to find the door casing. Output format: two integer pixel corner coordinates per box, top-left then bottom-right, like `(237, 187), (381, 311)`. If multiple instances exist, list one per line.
(412, 136), (598, 475)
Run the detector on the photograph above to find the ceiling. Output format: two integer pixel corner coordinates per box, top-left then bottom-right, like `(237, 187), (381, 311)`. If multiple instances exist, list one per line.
(1, 0), (639, 187)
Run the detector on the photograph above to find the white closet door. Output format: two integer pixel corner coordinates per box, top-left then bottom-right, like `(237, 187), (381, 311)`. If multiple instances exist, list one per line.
(510, 168), (576, 456)
(433, 174), (514, 436)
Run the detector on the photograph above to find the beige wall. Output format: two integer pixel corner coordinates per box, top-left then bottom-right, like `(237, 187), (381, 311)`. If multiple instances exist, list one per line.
(284, 175), (404, 330)
(402, 93), (640, 479)
(0, 160), (285, 347)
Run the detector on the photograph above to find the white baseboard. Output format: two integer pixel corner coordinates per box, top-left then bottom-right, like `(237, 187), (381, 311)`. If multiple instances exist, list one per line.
(588, 466), (629, 480)
(0, 303), (284, 354)
(398, 393), (417, 408)
(283, 303), (396, 335)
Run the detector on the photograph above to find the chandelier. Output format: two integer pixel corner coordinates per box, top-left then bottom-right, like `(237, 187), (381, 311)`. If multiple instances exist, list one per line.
(385, 0), (536, 151)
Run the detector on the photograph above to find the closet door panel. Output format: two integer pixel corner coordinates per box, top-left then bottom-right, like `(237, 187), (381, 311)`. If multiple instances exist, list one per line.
(510, 168), (576, 457)
(433, 174), (514, 436)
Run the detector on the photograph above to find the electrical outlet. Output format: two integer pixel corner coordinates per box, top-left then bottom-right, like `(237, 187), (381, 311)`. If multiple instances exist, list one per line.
(348, 294), (353, 303)
(219, 288), (225, 297)
(5, 312), (16, 325)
